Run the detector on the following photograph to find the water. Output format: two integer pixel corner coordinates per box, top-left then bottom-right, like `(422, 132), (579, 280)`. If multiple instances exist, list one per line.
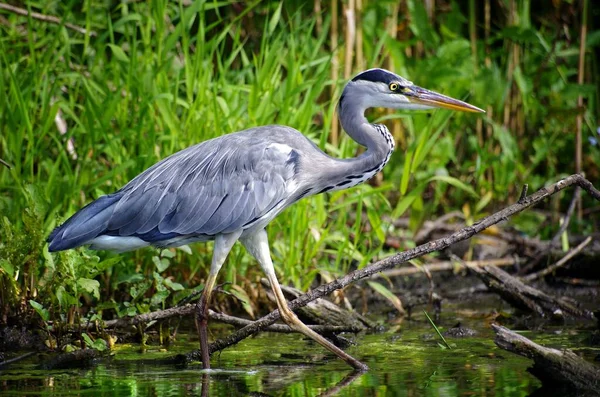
(1, 319), (556, 396)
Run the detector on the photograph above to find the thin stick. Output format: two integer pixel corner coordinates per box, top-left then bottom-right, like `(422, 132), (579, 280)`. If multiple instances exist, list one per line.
(575, 0), (589, 221)
(0, 3), (96, 36)
(523, 236), (593, 282)
(330, 0), (339, 146)
(0, 158), (11, 169)
(519, 187), (581, 275)
(0, 351), (36, 368)
(193, 174), (600, 359)
(313, 0), (323, 35)
(549, 187), (580, 247)
(343, 0), (355, 79)
(354, 0), (364, 71)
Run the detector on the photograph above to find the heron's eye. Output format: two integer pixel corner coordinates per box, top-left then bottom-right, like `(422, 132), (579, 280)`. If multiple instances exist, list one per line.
(389, 82), (399, 91)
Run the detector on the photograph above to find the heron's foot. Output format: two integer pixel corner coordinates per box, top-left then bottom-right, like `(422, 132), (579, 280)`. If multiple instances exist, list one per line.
(278, 306), (368, 371)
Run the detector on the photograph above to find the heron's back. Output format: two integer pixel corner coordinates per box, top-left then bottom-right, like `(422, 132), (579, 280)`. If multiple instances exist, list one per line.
(47, 125), (323, 252)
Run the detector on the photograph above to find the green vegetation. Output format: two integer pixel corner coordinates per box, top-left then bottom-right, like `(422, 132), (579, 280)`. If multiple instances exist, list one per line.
(0, 1), (598, 331)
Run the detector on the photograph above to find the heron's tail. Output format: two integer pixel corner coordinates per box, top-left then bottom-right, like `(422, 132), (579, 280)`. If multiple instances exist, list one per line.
(47, 193), (122, 252)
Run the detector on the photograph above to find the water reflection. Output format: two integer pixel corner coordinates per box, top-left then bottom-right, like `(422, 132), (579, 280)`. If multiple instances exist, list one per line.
(1, 326), (548, 396)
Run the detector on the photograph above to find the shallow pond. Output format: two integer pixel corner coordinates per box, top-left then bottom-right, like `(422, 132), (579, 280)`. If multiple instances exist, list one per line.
(1, 305), (595, 396)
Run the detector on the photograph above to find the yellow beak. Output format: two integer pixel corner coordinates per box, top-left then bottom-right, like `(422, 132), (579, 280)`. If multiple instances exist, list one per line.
(408, 86), (485, 113)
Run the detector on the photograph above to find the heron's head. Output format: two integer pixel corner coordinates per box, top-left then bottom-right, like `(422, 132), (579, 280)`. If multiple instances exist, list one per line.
(340, 68), (484, 113)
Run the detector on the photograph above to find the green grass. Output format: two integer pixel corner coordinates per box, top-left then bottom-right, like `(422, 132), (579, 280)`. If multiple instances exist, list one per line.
(0, 1), (598, 327)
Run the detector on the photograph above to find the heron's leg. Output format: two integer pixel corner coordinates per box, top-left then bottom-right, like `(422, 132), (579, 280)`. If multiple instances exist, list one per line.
(240, 229), (368, 371)
(197, 230), (241, 369)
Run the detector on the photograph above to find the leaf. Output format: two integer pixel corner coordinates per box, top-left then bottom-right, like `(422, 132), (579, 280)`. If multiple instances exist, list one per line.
(112, 13), (143, 32)
(107, 44), (130, 63)
(163, 278), (185, 291)
(96, 257), (121, 272)
(24, 184), (49, 219)
(423, 310), (451, 349)
(150, 290), (170, 307)
(129, 280), (151, 300)
(117, 273), (145, 285)
(366, 204), (386, 243)
(229, 285), (255, 318)
(42, 246), (55, 272)
(82, 333), (108, 351)
(393, 183), (427, 218)
(560, 218), (570, 252)
(160, 249), (176, 259)
(475, 192), (493, 214)
(268, 2), (283, 35)
(77, 278), (100, 299)
(0, 259), (14, 278)
(29, 300), (49, 322)
(427, 175), (478, 197)
(400, 151), (413, 195)
(586, 30), (600, 48)
(177, 245), (192, 255)
(152, 256), (170, 272)
(366, 281), (405, 315)
(56, 286), (77, 308)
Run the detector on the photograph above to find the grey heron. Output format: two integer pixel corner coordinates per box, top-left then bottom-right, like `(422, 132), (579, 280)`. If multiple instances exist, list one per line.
(48, 68), (483, 371)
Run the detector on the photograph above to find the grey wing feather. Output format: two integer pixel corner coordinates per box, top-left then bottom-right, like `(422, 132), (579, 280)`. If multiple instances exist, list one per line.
(47, 126), (305, 251)
(111, 128), (298, 239)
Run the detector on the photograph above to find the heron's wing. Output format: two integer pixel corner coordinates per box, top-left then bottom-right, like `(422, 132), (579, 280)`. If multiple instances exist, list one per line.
(105, 132), (299, 241)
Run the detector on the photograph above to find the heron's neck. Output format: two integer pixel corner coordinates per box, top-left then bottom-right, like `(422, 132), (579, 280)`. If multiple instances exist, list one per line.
(338, 99), (395, 161)
(313, 101), (394, 193)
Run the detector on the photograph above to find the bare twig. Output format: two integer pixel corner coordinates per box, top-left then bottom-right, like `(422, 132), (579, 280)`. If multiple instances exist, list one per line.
(0, 351), (36, 369)
(329, 0), (339, 145)
(412, 211), (464, 243)
(519, 187), (581, 274)
(343, 0), (355, 79)
(0, 3), (96, 36)
(180, 174), (600, 361)
(553, 277), (600, 287)
(523, 236), (593, 282)
(518, 184), (528, 203)
(575, 0), (589, 221)
(549, 187), (580, 248)
(0, 158), (11, 169)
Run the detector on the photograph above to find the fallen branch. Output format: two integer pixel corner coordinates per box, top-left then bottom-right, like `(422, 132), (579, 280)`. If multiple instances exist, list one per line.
(0, 3), (96, 36)
(178, 174), (600, 362)
(464, 259), (593, 319)
(79, 304), (361, 334)
(523, 236), (592, 282)
(492, 324), (600, 393)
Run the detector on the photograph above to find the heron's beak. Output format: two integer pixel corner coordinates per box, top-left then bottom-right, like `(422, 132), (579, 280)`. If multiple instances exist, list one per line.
(407, 86), (485, 113)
